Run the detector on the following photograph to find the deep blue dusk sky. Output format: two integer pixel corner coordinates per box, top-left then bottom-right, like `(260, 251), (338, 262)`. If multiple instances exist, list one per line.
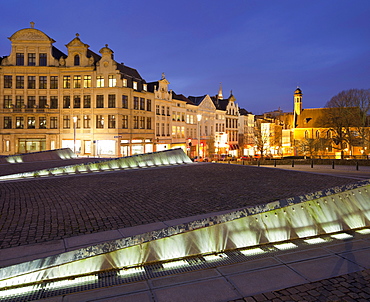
(1, 0), (369, 114)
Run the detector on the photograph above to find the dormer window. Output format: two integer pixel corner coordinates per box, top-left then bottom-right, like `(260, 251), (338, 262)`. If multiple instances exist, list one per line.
(133, 81), (138, 90)
(143, 84), (147, 91)
(74, 55), (80, 66)
(122, 79), (127, 87)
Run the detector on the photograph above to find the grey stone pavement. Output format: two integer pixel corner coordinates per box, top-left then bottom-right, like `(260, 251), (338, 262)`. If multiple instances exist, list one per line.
(0, 159), (370, 301)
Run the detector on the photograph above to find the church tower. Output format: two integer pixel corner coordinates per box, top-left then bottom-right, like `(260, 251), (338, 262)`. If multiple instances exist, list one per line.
(293, 87), (302, 128)
(217, 83), (223, 100)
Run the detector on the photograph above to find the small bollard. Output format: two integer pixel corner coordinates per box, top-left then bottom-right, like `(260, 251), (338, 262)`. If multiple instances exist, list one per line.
(332, 161), (335, 169)
(356, 162), (359, 171)
(228, 160), (230, 165)
(242, 160), (245, 166)
(311, 160), (314, 168)
(292, 160), (294, 167)
(258, 160), (260, 167)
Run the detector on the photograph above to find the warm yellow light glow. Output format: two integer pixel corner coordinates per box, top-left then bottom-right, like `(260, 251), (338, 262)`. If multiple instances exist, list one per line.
(203, 253), (227, 262)
(119, 267), (145, 276)
(356, 228), (370, 235)
(46, 275), (98, 290)
(274, 242), (297, 250)
(240, 248), (265, 256)
(162, 260), (188, 269)
(304, 238), (327, 245)
(1, 285), (38, 299)
(331, 233), (353, 240)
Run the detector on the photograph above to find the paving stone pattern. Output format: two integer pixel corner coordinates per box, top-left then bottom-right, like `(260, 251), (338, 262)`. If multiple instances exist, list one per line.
(229, 269), (370, 302)
(0, 162), (357, 250)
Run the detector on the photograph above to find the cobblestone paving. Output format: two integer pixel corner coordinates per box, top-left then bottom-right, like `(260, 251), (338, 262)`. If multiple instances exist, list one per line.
(229, 269), (370, 302)
(0, 162), (357, 250)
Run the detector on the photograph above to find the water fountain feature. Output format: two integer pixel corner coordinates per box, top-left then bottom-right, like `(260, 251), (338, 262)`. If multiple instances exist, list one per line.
(0, 178), (369, 293)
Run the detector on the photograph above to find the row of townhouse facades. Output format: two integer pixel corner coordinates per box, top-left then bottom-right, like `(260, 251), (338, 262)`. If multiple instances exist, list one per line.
(0, 25), (255, 158)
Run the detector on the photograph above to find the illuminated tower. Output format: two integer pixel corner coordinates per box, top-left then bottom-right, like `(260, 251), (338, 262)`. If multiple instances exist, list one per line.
(293, 87), (302, 128)
(217, 83), (223, 100)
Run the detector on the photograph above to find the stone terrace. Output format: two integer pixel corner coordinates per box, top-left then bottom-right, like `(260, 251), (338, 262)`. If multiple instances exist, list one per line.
(0, 161), (357, 250)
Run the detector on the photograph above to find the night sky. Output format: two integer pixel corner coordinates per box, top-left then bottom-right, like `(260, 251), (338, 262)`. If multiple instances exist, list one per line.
(1, 0), (369, 114)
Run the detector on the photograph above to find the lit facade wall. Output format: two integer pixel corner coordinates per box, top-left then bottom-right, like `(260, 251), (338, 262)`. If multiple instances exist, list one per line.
(0, 26), (155, 157)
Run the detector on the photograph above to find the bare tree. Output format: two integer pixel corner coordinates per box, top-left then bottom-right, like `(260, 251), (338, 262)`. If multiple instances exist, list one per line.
(254, 119), (272, 159)
(324, 89), (370, 158)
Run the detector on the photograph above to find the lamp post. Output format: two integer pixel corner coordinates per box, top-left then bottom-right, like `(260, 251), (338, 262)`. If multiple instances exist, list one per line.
(197, 114), (202, 161)
(73, 116), (77, 154)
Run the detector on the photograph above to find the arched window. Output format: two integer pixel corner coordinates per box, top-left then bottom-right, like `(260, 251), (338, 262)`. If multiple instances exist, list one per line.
(304, 130), (309, 139)
(316, 130), (320, 139)
(327, 130), (332, 139)
(74, 55), (80, 66)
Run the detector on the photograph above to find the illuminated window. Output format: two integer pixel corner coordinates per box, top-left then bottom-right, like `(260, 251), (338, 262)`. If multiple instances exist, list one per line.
(27, 76), (36, 89)
(16, 116), (24, 129)
(156, 123), (160, 135)
(140, 116), (145, 128)
(143, 83), (147, 91)
(63, 115), (70, 128)
(83, 115), (90, 128)
(108, 94), (116, 108)
(73, 76), (81, 88)
(39, 76), (47, 89)
(133, 81), (138, 90)
(50, 117), (58, 129)
(63, 76), (71, 88)
(122, 78), (127, 87)
(15, 96), (23, 108)
(74, 96), (81, 108)
(74, 55), (80, 66)
(140, 98), (145, 110)
(108, 75), (116, 87)
(28, 53), (36, 66)
(83, 75), (91, 88)
(27, 96), (36, 108)
(39, 96), (47, 108)
(39, 117), (46, 129)
(50, 96), (58, 109)
(96, 95), (104, 108)
(4, 117), (12, 129)
(27, 117), (36, 129)
(16, 53), (24, 66)
(96, 76), (104, 87)
(83, 95), (91, 108)
(133, 116), (139, 129)
(134, 97), (139, 109)
(39, 53), (47, 66)
(122, 95), (128, 108)
(16, 76), (24, 89)
(96, 115), (104, 128)
(122, 115), (128, 129)
(108, 115), (116, 128)
(4, 75), (12, 88)
(3, 96), (12, 108)
(50, 76), (58, 89)
(147, 99), (151, 111)
(63, 96), (70, 108)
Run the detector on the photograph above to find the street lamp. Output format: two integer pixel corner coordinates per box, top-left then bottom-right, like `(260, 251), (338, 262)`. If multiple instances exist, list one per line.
(73, 116), (77, 154)
(197, 114), (202, 161)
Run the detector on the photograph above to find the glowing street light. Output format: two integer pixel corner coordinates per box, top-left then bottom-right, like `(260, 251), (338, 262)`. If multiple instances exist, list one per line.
(73, 116), (77, 154)
(197, 114), (202, 161)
